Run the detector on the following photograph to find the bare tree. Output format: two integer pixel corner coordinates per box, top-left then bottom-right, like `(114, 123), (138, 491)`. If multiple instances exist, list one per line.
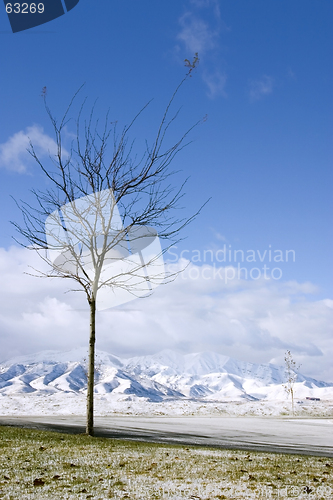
(12, 60), (205, 436)
(283, 350), (300, 416)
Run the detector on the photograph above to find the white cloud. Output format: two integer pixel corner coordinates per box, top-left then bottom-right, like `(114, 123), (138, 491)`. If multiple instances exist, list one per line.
(0, 125), (60, 173)
(176, 1), (229, 99)
(177, 12), (218, 55)
(0, 247), (332, 382)
(249, 75), (274, 102)
(202, 71), (227, 98)
(209, 228), (227, 242)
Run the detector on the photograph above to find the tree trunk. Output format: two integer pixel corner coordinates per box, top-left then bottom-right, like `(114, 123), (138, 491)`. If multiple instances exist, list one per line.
(291, 388), (294, 416)
(86, 298), (96, 436)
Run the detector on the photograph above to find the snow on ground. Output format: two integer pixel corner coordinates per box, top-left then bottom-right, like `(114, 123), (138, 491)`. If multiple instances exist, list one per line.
(1, 392), (332, 418)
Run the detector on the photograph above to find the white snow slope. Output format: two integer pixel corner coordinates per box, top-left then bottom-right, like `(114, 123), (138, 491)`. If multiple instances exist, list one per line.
(0, 348), (331, 406)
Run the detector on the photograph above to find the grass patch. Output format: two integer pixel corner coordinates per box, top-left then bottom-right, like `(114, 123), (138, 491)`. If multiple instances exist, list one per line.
(0, 425), (332, 499)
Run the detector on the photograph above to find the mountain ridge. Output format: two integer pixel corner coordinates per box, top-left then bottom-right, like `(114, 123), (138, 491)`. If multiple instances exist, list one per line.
(0, 348), (332, 402)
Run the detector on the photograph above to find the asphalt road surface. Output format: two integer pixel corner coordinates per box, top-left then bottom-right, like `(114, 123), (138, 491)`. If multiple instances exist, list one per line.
(0, 415), (332, 457)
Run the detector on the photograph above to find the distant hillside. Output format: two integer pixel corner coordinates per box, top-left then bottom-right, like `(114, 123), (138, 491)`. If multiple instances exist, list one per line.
(1, 348), (332, 403)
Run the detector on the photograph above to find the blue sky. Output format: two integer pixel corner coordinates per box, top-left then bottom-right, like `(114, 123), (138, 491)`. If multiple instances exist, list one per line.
(0, 1), (332, 379)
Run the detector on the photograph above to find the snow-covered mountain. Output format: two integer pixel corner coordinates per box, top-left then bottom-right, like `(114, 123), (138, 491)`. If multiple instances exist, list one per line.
(0, 348), (332, 403)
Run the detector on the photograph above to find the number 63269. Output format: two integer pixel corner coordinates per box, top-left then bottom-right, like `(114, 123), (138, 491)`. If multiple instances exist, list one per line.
(6, 3), (45, 14)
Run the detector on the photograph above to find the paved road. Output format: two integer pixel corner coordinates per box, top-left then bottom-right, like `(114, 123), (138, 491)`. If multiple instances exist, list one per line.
(0, 415), (332, 457)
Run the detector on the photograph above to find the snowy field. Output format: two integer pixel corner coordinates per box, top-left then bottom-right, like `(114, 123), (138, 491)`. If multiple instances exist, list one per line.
(1, 391), (333, 418)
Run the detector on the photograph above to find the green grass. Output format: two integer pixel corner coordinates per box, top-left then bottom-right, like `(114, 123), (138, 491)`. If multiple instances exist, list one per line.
(0, 425), (332, 499)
